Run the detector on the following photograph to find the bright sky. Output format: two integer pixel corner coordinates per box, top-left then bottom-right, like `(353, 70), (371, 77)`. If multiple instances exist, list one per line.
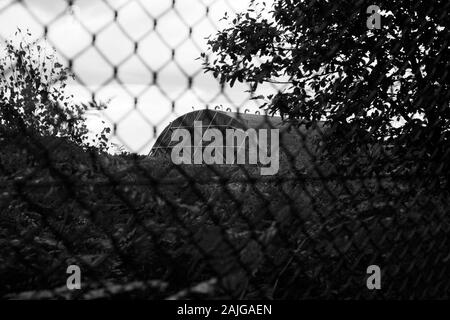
(0, 0), (279, 154)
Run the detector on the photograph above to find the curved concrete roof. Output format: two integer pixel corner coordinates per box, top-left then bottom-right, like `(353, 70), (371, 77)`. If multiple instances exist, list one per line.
(149, 109), (326, 174)
(150, 109), (293, 155)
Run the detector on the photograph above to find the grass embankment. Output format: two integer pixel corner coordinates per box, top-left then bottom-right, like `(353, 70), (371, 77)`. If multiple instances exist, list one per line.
(0, 135), (449, 299)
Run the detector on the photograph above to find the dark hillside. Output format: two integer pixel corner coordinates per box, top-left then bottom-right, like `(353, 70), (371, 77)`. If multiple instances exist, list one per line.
(1, 133), (450, 299)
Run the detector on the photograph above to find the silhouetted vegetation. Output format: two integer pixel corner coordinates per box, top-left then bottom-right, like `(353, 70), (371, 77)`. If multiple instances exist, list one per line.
(1, 6), (450, 300)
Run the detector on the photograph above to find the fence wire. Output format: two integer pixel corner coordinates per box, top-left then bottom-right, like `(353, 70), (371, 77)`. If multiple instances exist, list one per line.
(0, 0), (450, 299)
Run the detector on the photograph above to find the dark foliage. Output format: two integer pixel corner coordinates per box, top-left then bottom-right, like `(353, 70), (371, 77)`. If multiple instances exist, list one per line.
(0, 30), (109, 151)
(203, 0), (450, 182)
(2, 134), (450, 299)
(1, 8), (450, 299)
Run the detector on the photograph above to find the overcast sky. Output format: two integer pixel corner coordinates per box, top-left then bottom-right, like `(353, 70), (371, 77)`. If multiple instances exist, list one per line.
(0, 0), (279, 153)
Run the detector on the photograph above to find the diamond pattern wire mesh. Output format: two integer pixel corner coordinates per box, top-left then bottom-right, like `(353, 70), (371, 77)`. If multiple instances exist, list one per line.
(0, 0), (450, 300)
(0, 0), (281, 153)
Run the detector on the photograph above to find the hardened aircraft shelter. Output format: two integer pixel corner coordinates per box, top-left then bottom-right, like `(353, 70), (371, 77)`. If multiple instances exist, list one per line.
(149, 109), (325, 173)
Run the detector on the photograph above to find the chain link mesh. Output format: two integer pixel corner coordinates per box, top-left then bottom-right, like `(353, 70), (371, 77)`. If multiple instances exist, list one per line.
(0, 0), (449, 299)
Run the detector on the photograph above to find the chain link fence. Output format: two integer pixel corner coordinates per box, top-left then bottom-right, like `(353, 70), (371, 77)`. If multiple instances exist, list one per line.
(0, 0), (281, 153)
(0, 0), (450, 299)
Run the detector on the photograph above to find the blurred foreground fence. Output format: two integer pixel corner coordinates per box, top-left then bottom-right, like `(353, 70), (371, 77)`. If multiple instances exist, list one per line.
(0, 0), (280, 153)
(1, 0), (450, 299)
